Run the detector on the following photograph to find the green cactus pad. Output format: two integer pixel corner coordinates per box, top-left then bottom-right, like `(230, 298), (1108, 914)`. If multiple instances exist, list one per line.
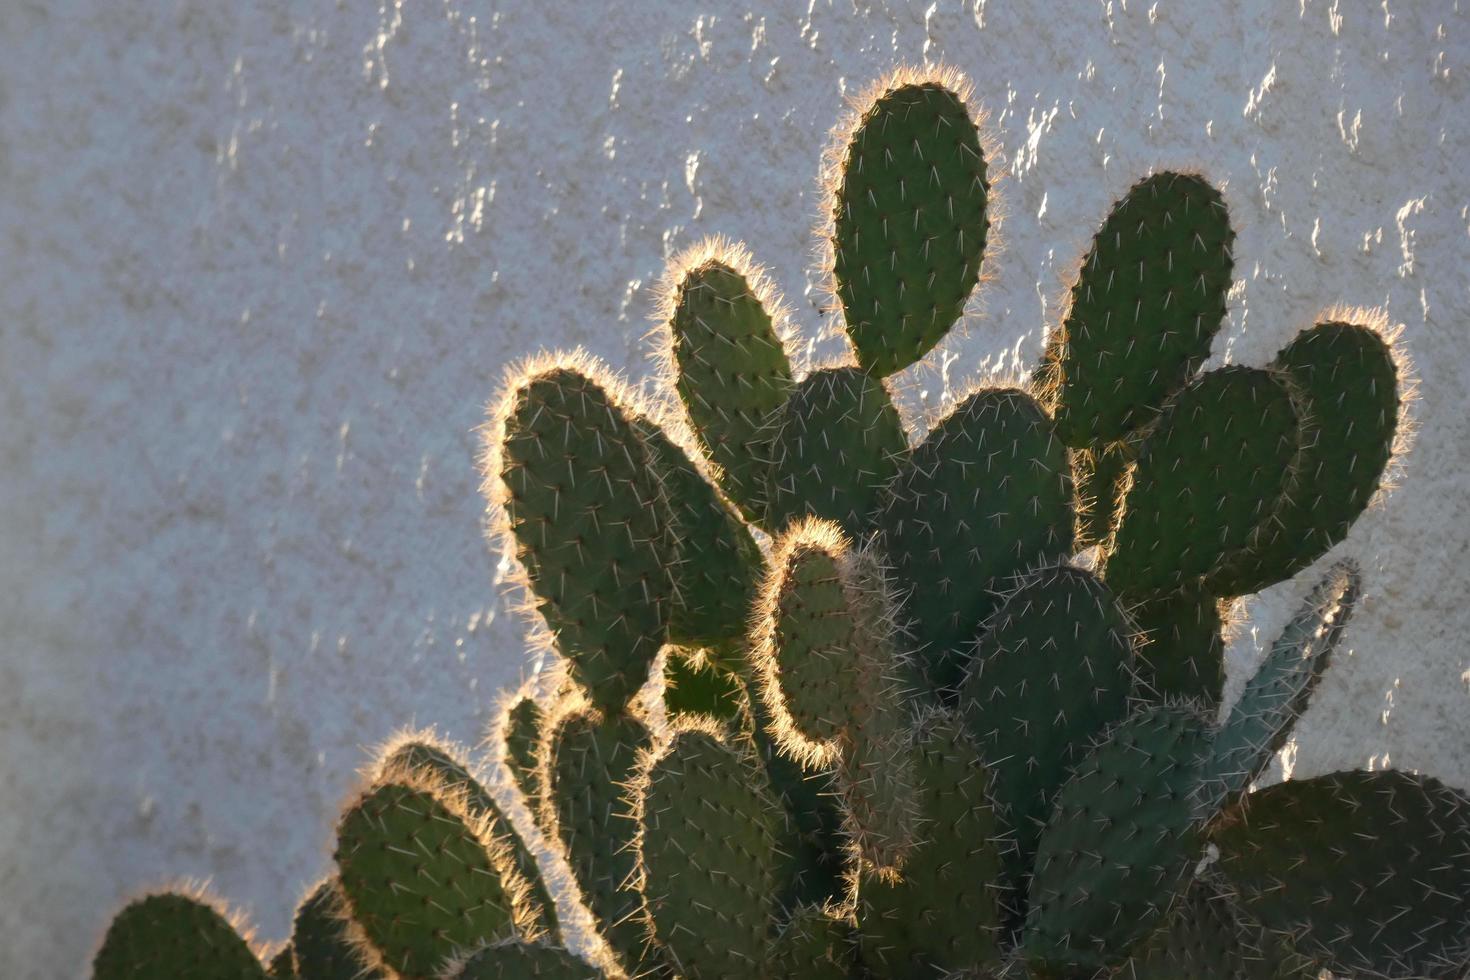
(1023, 703), (1213, 973)
(753, 520), (919, 868)
(290, 880), (383, 980)
(664, 251), (792, 520)
(266, 947), (295, 980)
(765, 366), (907, 539)
(1217, 770), (1470, 980)
(831, 73), (990, 377)
(93, 892), (266, 980)
(1049, 172), (1234, 446)
(449, 939), (600, 979)
(770, 904), (857, 980)
(877, 387), (1075, 693)
(377, 736), (557, 939)
(1205, 563), (1359, 811)
(1122, 875), (1317, 980)
(1104, 366), (1303, 596)
(1074, 440), (1134, 548)
(635, 416), (762, 647)
(334, 776), (531, 980)
(858, 711), (1005, 979)
(492, 362), (673, 711)
(1129, 590), (1225, 706)
(636, 723), (783, 979)
(500, 693), (544, 822)
(663, 646), (747, 725)
(959, 564), (1133, 898)
(1212, 319), (1402, 596)
(544, 703), (657, 976)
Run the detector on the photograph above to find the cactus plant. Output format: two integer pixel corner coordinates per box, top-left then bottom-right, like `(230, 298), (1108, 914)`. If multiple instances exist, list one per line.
(96, 64), (1466, 980)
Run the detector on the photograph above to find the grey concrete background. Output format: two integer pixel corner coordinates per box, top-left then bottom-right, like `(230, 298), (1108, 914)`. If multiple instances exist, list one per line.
(1, 1), (1467, 976)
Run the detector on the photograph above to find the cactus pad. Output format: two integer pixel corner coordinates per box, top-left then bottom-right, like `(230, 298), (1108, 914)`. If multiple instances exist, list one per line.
(1049, 172), (1234, 446)
(334, 774), (533, 979)
(500, 692), (544, 822)
(878, 387), (1074, 693)
(765, 366), (907, 539)
(93, 892), (265, 980)
(265, 947), (294, 980)
(635, 723), (783, 978)
(1205, 563), (1358, 811)
(1216, 770), (1470, 980)
(1073, 440), (1134, 547)
(1023, 703), (1213, 973)
(831, 72), (990, 377)
(959, 564), (1133, 896)
(490, 362), (673, 710)
(543, 703), (655, 976)
(858, 711), (1005, 978)
(1214, 318), (1403, 595)
(449, 940), (599, 979)
(1105, 366), (1302, 595)
(637, 415), (762, 647)
(663, 248), (792, 519)
(290, 880), (383, 980)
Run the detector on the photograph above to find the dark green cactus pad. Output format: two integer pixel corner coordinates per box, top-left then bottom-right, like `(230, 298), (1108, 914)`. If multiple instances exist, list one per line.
(636, 724), (783, 979)
(664, 252), (792, 521)
(1212, 319), (1402, 596)
(958, 564), (1133, 900)
(663, 646), (747, 725)
(1205, 563), (1359, 811)
(1048, 172), (1234, 446)
(877, 387), (1074, 694)
(93, 892), (266, 980)
(1217, 770), (1470, 980)
(1023, 703), (1213, 973)
(858, 711), (1005, 978)
(636, 416), (762, 648)
(378, 737), (557, 940)
(832, 73), (990, 377)
(449, 939), (600, 979)
(500, 693), (544, 822)
(1104, 366), (1303, 596)
(765, 366), (907, 539)
(1121, 875), (1318, 980)
(290, 879), (383, 980)
(770, 904), (857, 980)
(543, 704), (657, 977)
(1129, 590), (1225, 707)
(334, 779), (530, 980)
(1073, 440), (1134, 548)
(493, 363), (673, 711)
(266, 946), (295, 980)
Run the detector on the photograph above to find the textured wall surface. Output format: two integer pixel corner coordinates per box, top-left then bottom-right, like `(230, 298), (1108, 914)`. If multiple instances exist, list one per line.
(2, 1), (1467, 976)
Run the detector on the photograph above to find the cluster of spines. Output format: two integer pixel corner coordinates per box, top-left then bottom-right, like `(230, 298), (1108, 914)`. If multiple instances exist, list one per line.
(93, 62), (1455, 980)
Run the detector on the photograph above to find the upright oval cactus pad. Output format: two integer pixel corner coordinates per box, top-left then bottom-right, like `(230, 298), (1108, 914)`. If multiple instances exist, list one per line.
(1215, 770), (1470, 980)
(93, 891), (265, 980)
(660, 242), (793, 521)
(290, 879), (384, 980)
(449, 939), (600, 979)
(499, 691), (545, 822)
(1023, 703), (1213, 973)
(635, 723), (783, 979)
(334, 775), (532, 980)
(830, 68), (990, 377)
(1104, 366), (1303, 596)
(488, 358), (674, 710)
(1213, 316), (1404, 596)
(959, 564), (1133, 895)
(765, 365), (907, 539)
(878, 386), (1074, 693)
(1049, 172), (1234, 446)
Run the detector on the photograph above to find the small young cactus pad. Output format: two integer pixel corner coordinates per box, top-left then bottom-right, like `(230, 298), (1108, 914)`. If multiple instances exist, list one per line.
(93, 892), (266, 980)
(289, 879), (384, 980)
(448, 939), (600, 980)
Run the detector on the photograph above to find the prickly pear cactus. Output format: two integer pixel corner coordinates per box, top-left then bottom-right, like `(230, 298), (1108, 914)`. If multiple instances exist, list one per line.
(97, 63), (1462, 980)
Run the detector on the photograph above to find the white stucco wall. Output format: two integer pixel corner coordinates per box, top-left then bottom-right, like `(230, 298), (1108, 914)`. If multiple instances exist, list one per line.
(2, 2), (1467, 976)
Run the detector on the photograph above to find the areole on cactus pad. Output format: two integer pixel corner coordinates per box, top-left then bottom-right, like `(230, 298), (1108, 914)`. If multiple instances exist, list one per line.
(95, 63), (1459, 980)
